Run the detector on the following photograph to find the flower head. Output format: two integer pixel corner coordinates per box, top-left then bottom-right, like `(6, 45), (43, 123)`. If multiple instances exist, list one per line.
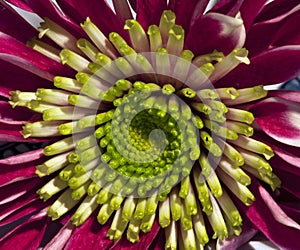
(0, 0), (300, 249)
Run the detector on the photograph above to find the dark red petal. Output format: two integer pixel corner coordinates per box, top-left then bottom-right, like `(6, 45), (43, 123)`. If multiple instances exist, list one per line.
(169, 0), (203, 32)
(0, 101), (42, 124)
(0, 32), (74, 79)
(217, 225), (257, 250)
(251, 98), (300, 147)
(0, 191), (39, 225)
(64, 212), (114, 249)
(218, 46), (300, 88)
(280, 202), (300, 224)
(239, 0), (269, 32)
(0, 208), (49, 249)
(128, 0), (137, 11)
(0, 148), (46, 187)
(210, 0), (244, 17)
(0, 177), (42, 205)
(110, 218), (160, 249)
(0, 1), (36, 42)
(186, 12), (245, 56)
(268, 90), (300, 104)
(275, 169), (300, 199)
(272, 10), (300, 47)
(69, 0), (125, 38)
(23, 0), (84, 38)
(136, 0), (167, 30)
(255, 0), (300, 23)
(238, 180), (300, 250)
(0, 148), (44, 165)
(0, 129), (51, 142)
(44, 221), (75, 250)
(2, 0), (32, 12)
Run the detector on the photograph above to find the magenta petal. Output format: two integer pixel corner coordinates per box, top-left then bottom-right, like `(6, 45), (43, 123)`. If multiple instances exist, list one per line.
(0, 59), (52, 98)
(217, 225), (257, 250)
(280, 202), (300, 224)
(23, 0), (84, 37)
(44, 221), (75, 250)
(186, 12), (245, 56)
(251, 98), (300, 147)
(110, 218), (160, 249)
(239, 180), (300, 250)
(239, 0), (268, 32)
(0, 32), (74, 79)
(69, 0), (125, 38)
(211, 0), (243, 17)
(0, 191), (39, 225)
(272, 10), (300, 46)
(0, 129), (51, 142)
(0, 148), (46, 187)
(255, 0), (300, 22)
(268, 90), (300, 104)
(218, 45), (300, 88)
(2, 0), (32, 12)
(64, 213), (114, 249)
(0, 1), (36, 42)
(169, 0), (203, 32)
(275, 169), (300, 199)
(0, 208), (49, 249)
(136, 0), (167, 30)
(0, 177), (42, 205)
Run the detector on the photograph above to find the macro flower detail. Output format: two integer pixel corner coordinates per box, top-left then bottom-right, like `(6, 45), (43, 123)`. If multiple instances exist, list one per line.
(0, 1), (300, 250)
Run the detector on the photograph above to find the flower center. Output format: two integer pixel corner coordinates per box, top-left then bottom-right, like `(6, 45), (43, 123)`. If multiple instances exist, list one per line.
(9, 10), (281, 249)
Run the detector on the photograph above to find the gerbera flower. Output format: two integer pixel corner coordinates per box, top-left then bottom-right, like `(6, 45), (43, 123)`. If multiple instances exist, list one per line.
(0, 0), (300, 249)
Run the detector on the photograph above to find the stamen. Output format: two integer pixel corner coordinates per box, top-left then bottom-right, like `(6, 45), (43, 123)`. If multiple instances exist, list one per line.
(27, 37), (61, 62)
(167, 25), (184, 56)
(193, 203), (209, 245)
(36, 88), (70, 106)
(180, 227), (197, 250)
(230, 135), (274, 160)
(9, 91), (36, 108)
(44, 137), (75, 156)
(59, 163), (75, 181)
(165, 220), (177, 249)
(159, 197), (171, 228)
(124, 20), (149, 52)
(184, 182), (198, 215)
(36, 152), (69, 177)
(209, 48), (250, 83)
(77, 38), (99, 61)
(127, 218), (141, 243)
(38, 18), (80, 53)
(97, 202), (114, 224)
(226, 120), (254, 137)
(43, 106), (92, 121)
(68, 170), (92, 190)
(147, 25), (163, 52)
(122, 196), (137, 221)
(216, 87), (240, 100)
(37, 176), (68, 201)
(193, 50), (224, 67)
(172, 50), (194, 86)
(53, 76), (82, 93)
(180, 204), (192, 230)
(81, 17), (117, 59)
(68, 94), (99, 109)
(159, 10), (176, 44)
(21, 121), (61, 138)
(72, 195), (98, 226)
(140, 213), (156, 233)
(223, 85), (267, 105)
(72, 181), (91, 200)
(47, 189), (80, 220)
(60, 49), (90, 72)
(226, 108), (254, 124)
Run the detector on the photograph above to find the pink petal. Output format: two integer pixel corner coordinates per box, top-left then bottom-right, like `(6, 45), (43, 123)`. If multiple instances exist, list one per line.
(251, 98), (300, 147)
(218, 45), (300, 88)
(186, 12), (245, 56)
(0, 1), (36, 42)
(0, 148), (44, 165)
(44, 221), (75, 250)
(0, 208), (49, 249)
(64, 213), (114, 249)
(136, 0), (167, 30)
(217, 225), (258, 250)
(0, 32), (73, 79)
(110, 218), (160, 249)
(238, 179), (300, 250)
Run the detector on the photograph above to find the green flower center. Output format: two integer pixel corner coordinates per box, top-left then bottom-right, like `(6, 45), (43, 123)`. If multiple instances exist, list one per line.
(8, 9), (281, 249)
